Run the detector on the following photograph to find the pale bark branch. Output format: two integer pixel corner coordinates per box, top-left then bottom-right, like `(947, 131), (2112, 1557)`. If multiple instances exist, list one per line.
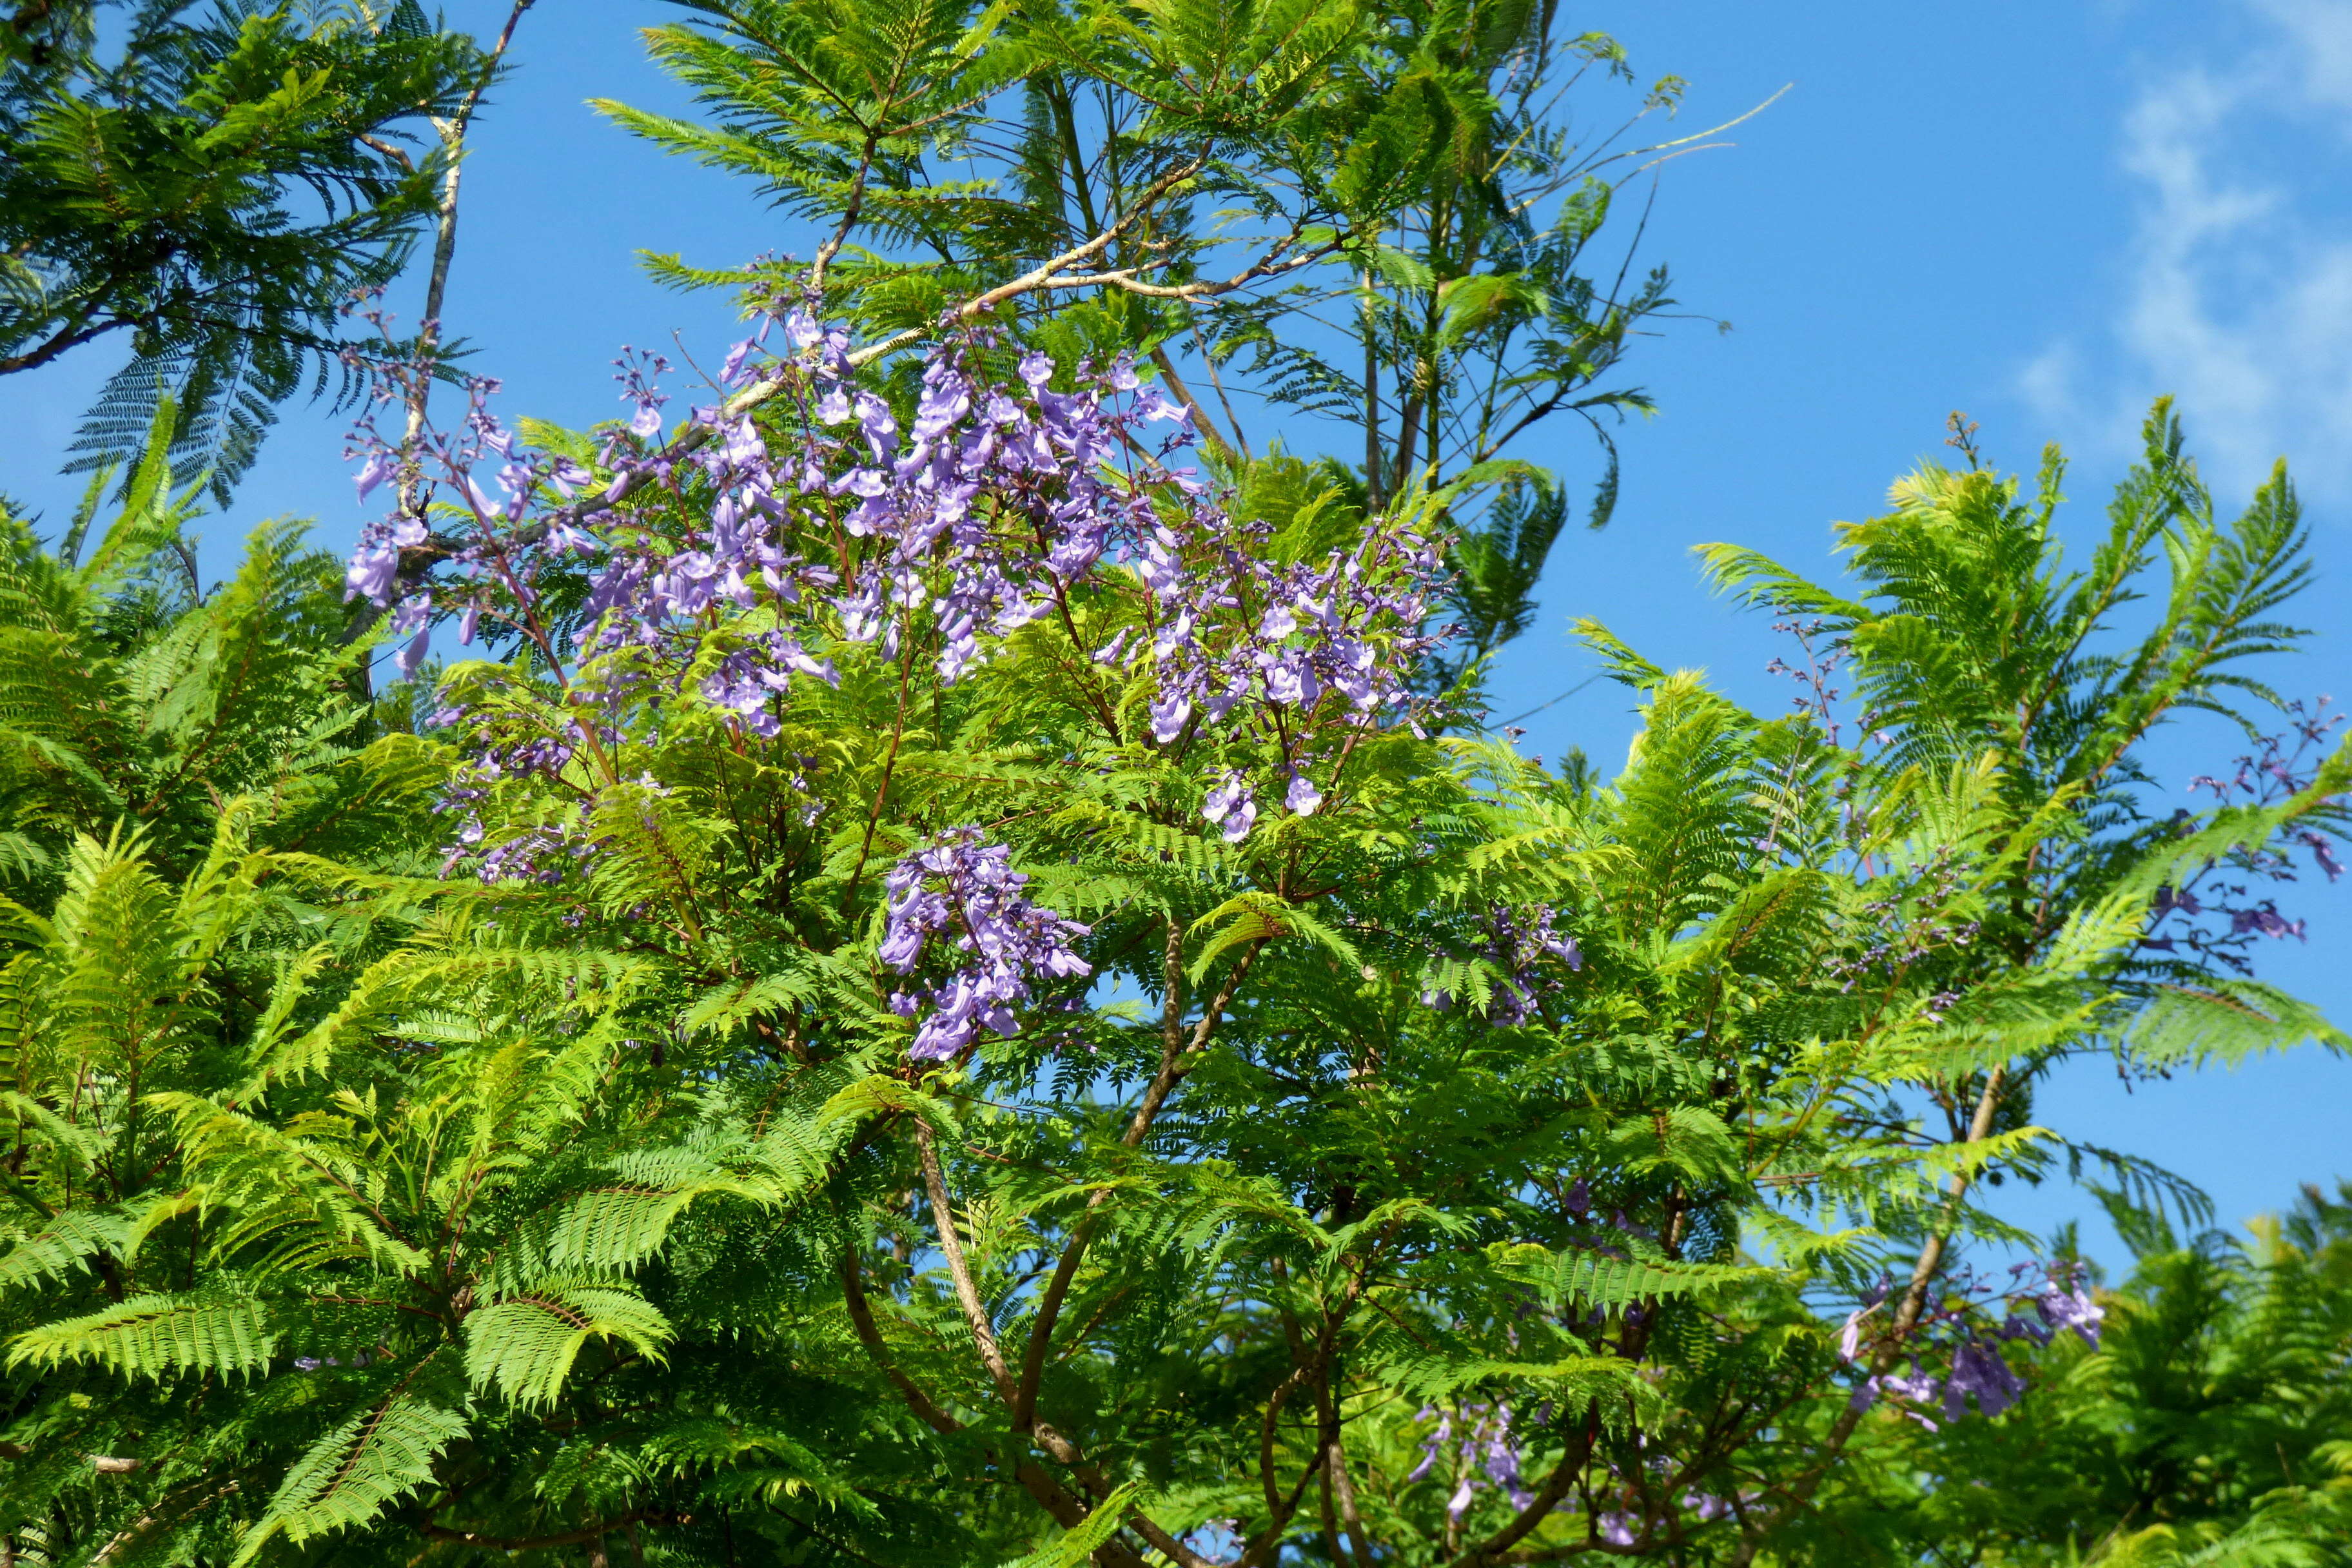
(916, 1117), (1019, 1405)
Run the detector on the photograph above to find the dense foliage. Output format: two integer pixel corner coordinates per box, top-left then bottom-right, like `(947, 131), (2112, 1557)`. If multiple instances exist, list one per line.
(0, 0), (484, 493)
(1, 0), (2346, 1563)
(3, 308), (2347, 1563)
(1802, 1182), (2352, 1567)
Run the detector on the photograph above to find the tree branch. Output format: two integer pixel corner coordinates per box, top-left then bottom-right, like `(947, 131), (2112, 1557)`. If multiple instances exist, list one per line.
(1014, 926), (1265, 1430)
(916, 1117), (1019, 1404)
(1725, 1063), (2010, 1565)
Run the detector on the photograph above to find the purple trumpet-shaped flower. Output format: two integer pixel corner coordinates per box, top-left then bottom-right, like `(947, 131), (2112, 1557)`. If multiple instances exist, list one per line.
(1942, 1338), (2025, 1419)
(1999, 1311), (2052, 1347)
(1838, 1308), (1868, 1363)
(390, 593), (431, 636)
(1407, 1406), (1451, 1482)
(1480, 1407), (1533, 1511)
(353, 451), (396, 500)
(345, 545), (399, 605)
(1150, 692), (1192, 745)
(1852, 1362), (1944, 1429)
(1565, 1175), (1591, 1217)
(1202, 772), (1257, 843)
(1284, 771), (1324, 816)
(2230, 903), (2306, 941)
(2035, 1282), (2104, 1348)
(2301, 830), (2345, 881)
(393, 629), (431, 681)
(880, 829), (1091, 1064)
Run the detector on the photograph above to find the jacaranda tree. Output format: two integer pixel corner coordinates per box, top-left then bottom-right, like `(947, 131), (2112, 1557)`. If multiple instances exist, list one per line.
(3, 269), (2344, 1564)
(1, 0), (2346, 1561)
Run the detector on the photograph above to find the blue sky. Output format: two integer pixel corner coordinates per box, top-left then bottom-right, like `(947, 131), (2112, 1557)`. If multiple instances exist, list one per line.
(6, 0), (2348, 1270)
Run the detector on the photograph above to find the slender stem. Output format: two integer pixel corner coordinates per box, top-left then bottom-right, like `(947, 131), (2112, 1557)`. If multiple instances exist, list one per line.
(835, 1247), (966, 1436)
(0, 302), (129, 376)
(915, 1119), (1019, 1404)
(1328, 1387), (1375, 1567)
(838, 1247), (1150, 1560)
(1012, 916), (1181, 1424)
(1015, 923), (1263, 1422)
(808, 133), (879, 294)
(1727, 1063), (2010, 1565)
(1360, 265), (1382, 509)
(839, 620), (919, 916)
(1191, 317), (1253, 462)
(400, 0), (534, 513)
(1146, 345), (1237, 460)
(1234, 1241), (1391, 1568)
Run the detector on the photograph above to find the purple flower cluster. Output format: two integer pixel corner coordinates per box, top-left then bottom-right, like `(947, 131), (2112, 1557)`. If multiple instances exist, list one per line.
(335, 297), (1460, 928)
(1201, 770), (1258, 843)
(880, 828), (1092, 1063)
(344, 298), (1448, 754)
(1842, 1261), (2102, 1429)
(1423, 903), (1583, 1023)
(558, 319), (1220, 733)
(338, 302), (605, 684)
(1408, 1403), (1739, 1547)
(423, 707), (627, 885)
(1825, 844), (1981, 995)
(1764, 613), (1850, 745)
(2023, 1276), (2104, 1347)
(1124, 482), (1448, 798)
(2146, 698), (2347, 970)
(1482, 904), (1583, 1025)
(1409, 1400), (1534, 1516)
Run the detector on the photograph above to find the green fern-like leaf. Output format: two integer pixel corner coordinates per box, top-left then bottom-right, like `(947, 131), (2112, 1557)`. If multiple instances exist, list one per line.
(9, 1288), (275, 1378)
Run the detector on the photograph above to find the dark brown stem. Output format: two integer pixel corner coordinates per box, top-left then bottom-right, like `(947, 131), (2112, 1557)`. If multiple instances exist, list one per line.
(808, 133), (879, 293)
(1446, 1414), (1602, 1567)
(838, 1244), (1151, 1560)
(836, 1246), (966, 1436)
(421, 1514), (656, 1553)
(1146, 345), (1237, 460)
(0, 308), (128, 375)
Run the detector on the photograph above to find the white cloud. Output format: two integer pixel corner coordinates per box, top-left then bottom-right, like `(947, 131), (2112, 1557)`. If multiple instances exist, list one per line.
(2021, 0), (2352, 505)
(2248, 0), (2352, 110)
